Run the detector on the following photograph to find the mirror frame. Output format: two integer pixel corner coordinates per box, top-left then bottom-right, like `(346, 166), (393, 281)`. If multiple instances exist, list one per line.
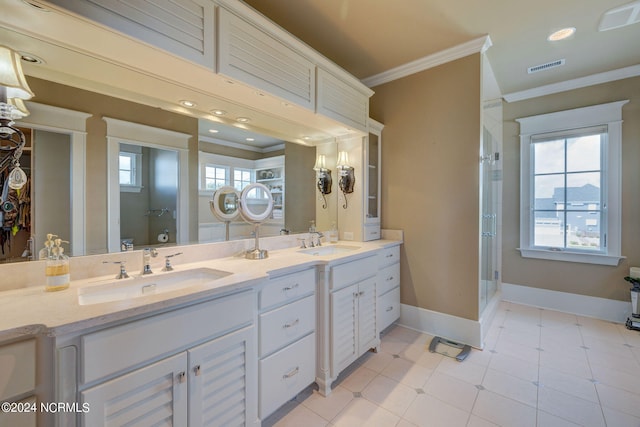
(238, 183), (274, 223)
(210, 185), (240, 221)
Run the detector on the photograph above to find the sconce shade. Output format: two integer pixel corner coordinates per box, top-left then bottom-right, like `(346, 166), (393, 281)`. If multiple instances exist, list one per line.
(0, 45), (34, 101)
(336, 151), (350, 169)
(313, 154), (327, 170)
(8, 98), (29, 119)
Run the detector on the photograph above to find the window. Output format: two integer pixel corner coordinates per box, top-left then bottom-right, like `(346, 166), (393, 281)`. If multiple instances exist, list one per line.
(119, 151), (142, 192)
(518, 101), (627, 266)
(233, 168), (252, 191)
(204, 165), (228, 190)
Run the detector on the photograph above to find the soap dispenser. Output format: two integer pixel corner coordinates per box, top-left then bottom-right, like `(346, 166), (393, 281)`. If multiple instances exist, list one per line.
(42, 234), (70, 292)
(329, 221), (339, 243)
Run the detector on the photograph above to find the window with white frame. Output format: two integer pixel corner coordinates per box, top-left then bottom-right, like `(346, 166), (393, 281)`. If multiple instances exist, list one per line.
(119, 150), (142, 192)
(204, 165), (229, 190)
(517, 101), (628, 266)
(233, 168), (252, 191)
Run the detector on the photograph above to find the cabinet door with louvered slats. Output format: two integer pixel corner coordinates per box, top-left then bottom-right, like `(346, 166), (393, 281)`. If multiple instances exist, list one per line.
(80, 353), (187, 426)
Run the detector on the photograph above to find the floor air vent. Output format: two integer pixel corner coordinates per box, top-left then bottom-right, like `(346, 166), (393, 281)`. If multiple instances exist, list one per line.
(528, 59), (565, 74)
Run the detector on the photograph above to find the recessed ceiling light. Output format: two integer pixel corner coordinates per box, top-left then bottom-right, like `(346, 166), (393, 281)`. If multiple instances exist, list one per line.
(20, 52), (44, 64)
(208, 129), (219, 134)
(547, 27), (576, 41)
(211, 109), (227, 116)
(246, 138), (255, 142)
(303, 136), (311, 140)
(236, 117), (251, 123)
(180, 100), (197, 108)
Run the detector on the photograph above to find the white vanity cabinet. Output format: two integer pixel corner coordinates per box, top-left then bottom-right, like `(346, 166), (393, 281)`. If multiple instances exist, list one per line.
(257, 268), (316, 419)
(377, 245), (401, 332)
(57, 290), (258, 427)
(316, 68), (371, 133)
(317, 255), (380, 395)
(0, 338), (37, 427)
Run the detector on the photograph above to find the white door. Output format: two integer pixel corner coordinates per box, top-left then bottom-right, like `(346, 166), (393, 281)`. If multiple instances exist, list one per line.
(357, 277), (377, 353)
(80, 353), (188, 426)
(188, 326), (256, 427)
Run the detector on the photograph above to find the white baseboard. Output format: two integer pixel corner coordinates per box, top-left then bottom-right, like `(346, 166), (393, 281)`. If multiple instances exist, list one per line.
(501, 283), (631, 323)
(398, 294), (501, 349)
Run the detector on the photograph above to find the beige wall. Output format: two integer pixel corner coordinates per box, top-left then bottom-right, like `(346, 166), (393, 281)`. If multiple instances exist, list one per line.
(502, 76), (640, 302)
(369, 54), (482, 321)
(28, 77), (199, 254)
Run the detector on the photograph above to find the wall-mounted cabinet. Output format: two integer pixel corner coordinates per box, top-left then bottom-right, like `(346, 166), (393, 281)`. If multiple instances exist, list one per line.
(46, 0), (216, 68)
(317, 68), (370, 133)
(363, 119), (383, 241)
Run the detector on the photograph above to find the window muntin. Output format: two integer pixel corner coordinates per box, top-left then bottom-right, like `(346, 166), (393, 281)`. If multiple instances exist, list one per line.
(119, 151), (142, 191)
(233, 168), (253, 191)
(531, 131), (605, 252)
(204, 165), (228, 190)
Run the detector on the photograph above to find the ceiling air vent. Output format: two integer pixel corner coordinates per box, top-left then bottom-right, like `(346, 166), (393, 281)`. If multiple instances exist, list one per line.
(528, 59), (565, 74)
(599, 0), (640, 31)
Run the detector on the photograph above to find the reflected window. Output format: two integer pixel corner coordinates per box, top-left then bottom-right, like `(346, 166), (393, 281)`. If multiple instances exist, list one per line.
(119, 151), (142, 192)
(204, 165), (228, 190)
(233, 168), (253, 191)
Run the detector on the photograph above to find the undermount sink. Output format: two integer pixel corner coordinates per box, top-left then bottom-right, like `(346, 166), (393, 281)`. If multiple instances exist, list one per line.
(298, 244), (360, 256)
(77, 267), (233, 306)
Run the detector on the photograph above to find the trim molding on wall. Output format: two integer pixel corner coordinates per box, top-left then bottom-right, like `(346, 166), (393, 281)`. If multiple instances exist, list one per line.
(361, 35), (492, 88)
(502, 283), (631, 323)
(398, 293), (501, 349)
(503, 64), (640, 103)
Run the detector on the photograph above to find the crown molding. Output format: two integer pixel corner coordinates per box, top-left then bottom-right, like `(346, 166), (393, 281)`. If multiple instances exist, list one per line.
(504, 64), (640, 102)
(361, 35), (492, 88)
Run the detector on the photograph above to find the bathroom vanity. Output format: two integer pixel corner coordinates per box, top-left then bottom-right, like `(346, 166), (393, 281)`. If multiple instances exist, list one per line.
(0, 235), (401, 426)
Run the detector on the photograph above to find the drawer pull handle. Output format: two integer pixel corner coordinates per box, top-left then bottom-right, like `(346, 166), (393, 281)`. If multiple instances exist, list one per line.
(386, 254), (394, 258)
(358, 291), (365, 296)
(386, 276), (394, 281)
(283, 367), (299, 379)
(283, 283), (299, 291)
(194, 365), (201, 376)
(177, 371), (186, 383)
(283, 319), (300, 328)
(386, 306), (394, 312)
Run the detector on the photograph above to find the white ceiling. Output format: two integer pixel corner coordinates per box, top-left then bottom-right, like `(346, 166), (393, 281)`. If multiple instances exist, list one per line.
(243, 0), (640, 96)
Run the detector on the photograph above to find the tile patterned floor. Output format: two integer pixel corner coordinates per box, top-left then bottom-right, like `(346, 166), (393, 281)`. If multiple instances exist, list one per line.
(263, 301), (640, 426)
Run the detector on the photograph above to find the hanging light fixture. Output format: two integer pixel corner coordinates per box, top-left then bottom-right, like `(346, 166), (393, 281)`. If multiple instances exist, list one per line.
(0, 45), (34, 190)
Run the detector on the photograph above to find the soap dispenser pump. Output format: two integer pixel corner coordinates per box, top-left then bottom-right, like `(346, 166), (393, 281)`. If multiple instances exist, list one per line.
(42, 234), (70, 292)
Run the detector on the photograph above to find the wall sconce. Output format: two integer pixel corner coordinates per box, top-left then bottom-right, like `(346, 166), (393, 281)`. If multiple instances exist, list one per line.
(313, 154), (332, 209)
(336, 151), (355, 208)
(0, 45), (34, 190)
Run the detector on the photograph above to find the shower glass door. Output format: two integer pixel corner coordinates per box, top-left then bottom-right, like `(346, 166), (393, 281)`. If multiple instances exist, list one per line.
(480, 126), (499, 314)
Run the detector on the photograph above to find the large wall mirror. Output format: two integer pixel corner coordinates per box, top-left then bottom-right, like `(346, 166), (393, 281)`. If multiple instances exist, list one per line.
(0, 5), (343, 264)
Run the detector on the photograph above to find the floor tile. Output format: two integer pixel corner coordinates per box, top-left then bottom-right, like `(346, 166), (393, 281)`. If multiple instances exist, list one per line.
(402, 393), (470, 427)
(337, 365), (377, 392)
(299, 386), (353, 421)
(537, 386), (605, 427)
(538, 366), (598, 403)
(435, 356), (487, 385)
(380, 356), (433, 388)
(481, 368), (538, 407)
(330, 398), (400, 427)
(536, 410), (582, 426)
(488, 351), (539, 382)
(601, 405), (640, 427)
(595, 382), (640, 418)
(361, 374), (417, 416)
(472, 389), (536, 427)
(423, 371), (479, 412)
(358, 350), (395, 373)
(265, 403), (328, 427)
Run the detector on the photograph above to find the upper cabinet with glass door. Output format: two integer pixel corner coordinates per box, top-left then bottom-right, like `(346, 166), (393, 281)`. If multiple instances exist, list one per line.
(363, 119), (383, 241)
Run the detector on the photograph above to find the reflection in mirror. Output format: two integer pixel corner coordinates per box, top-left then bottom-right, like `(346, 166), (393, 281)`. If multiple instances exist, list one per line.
(238, 183), (273, 260)
(209, 185), (240, 241)
(119, 143), (178, 249)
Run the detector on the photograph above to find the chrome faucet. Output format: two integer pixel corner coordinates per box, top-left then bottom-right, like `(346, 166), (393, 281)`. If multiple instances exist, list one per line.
(309, 231), (324, 247)
(103, 261), (129, 279)
(162, 252), (183, 271)
(142, 248), (158, 275)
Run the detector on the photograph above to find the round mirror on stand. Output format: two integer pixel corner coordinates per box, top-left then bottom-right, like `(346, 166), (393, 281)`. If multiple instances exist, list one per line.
(238, 183), (274, 259)
(209, 186), (240, 241)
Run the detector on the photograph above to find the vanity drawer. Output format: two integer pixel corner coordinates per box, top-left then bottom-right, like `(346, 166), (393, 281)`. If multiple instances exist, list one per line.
(260, 268), (315, 310)
(0, 339), (36, 401)
(378, 287), (401, 332)
(378, 245), (400, 267)
(81, 290), (254, 384)
(259, 333), (315, 418)
(377, 262), (400, 295)
(259, 295), (315, 357)
(331, 255), (377, 290)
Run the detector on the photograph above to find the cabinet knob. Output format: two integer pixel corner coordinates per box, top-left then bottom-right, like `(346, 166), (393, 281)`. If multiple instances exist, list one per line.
(282, 366), (299, 379)
(177, 371), (186, 383)
(386, 254), (394, 258)
(386, 306), (394, 312)
(386, 276), (394, 281)
(358, 290), (365, 296)
(194, 365), (201, 376)
(283, 319), (300, 328)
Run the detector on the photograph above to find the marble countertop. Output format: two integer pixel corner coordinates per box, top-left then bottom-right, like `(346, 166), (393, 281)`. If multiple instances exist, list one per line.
(0, 239), (401, 342)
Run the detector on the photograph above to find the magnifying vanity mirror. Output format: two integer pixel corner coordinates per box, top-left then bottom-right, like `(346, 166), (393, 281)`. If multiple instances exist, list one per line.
(209, 185), (240, 241)
(238, 183), (274, 259)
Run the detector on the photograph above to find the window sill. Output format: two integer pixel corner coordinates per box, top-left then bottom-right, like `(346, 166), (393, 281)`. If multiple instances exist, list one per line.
(120, 186), (142, 193)
(518, 248), (625, 266)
